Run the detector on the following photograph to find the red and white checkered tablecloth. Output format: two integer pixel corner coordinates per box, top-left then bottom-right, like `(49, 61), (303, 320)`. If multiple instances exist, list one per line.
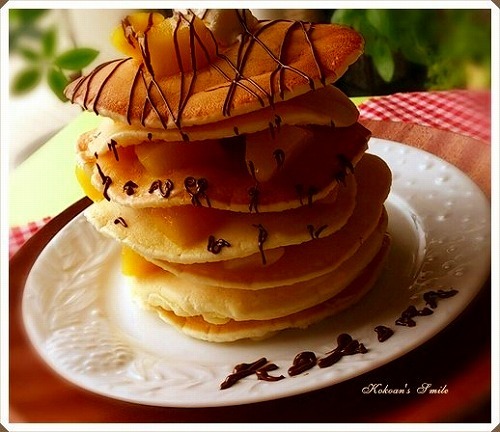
(8, 90), (491, 259)
(9, 217), (52, 259)
(358, 90), (491, 144)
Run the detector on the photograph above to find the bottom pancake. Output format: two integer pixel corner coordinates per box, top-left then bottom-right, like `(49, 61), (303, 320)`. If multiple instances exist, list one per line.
(139, 235), (391, 342)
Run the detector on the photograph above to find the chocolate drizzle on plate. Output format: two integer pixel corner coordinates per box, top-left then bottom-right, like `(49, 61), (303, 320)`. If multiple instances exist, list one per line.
(256, 363), (285, 382)
(317, 333), (367, 368)
(374, 325), (394, 342)
(220, 357), (268, 390)
(220, 333), (367, 390)
(424, 289), (458, 309)
(395, 305), (433, 327)
(218, 289), (460, 390)
(395, 289), (458, 327)
(288, 351), (317, 376)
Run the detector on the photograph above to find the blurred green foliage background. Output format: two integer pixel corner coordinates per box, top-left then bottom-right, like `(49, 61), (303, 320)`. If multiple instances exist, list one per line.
(9, 9), (99, 101)
(331, 9), (491, 96)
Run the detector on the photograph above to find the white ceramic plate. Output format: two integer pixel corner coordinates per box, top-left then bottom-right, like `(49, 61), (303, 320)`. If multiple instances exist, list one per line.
(22, 139), (490, 407)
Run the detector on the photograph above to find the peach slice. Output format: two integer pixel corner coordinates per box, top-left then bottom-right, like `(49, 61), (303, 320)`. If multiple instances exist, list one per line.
(112, 11), (217, 77)
(245, 126), (313, 183)
(121, 246), (161, 276)
(134, 138), (243, 175)
(75, 165), (103, 202)
(155, 205), (228, 248)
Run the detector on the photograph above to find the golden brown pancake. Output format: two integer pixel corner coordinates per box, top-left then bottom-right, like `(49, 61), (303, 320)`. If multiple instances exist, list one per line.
(131, 214), (387, 323)
(146, 235), (390, 342)
(77, 122), (370, 211)
(151, 154), (391, 287)
(65, 13), (364, 130)
(85, 152), (389, 265)
(84, 169), (357, 264)
(80, 86), (359, 152)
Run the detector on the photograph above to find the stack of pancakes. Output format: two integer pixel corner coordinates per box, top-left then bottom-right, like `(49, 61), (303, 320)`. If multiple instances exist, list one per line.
(65, 9), (391, 342)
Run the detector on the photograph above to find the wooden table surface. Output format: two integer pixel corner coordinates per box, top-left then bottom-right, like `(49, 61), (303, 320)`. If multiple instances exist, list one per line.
(9, 120), (492, 424)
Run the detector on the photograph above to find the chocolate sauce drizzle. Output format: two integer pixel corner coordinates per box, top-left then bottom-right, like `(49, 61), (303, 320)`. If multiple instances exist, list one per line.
(148, 179), (174, 198)
(395, 288), (458, 327)
(317, 333), (367, 368)
(184, 176), (211, 207)
(247, 160), (257, 182)
(69, 10), (327, 132)
(252, 223), (268, 265)
(307, 224), (328, 240)
(374, 325), (394, 342)
(295, 184), (318, 206)
(220, 333), (367, 390)
(96, 163), (112, 201)
(395, 305), (433, 327)
(288, 351), (317, 376)
(123, 180), (138, 196)
(113, 217), (128, 227)
(108, 139), (119, 161)
(207, 235), (231, 254)
(70, 57), (132, 114)
(256, 363), (285, 382)
(219, 289), (461, 391)
(273, 148), (285, 169)
(220, 357), (267, 389)
(334, 154), (355, 186)
(248, 184), (260, 213)
(424, 289), (458, 309)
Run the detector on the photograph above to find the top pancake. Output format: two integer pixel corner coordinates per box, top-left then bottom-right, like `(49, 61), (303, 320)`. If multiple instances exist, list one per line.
(65, 10), (364, 131)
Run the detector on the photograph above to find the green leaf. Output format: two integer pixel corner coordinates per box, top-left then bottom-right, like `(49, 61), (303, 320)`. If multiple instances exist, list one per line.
(10, 9), (47, 24)
(54, 48), (99, 71)
(370, 38), (395, 82)
(42, 27), (57, 58)
(366, 10), (390, 35)
(47, 67), (70, 102)
(331, 9), (364, 28)
(11, 66), (42, 94)
(18, 46), (40, 62)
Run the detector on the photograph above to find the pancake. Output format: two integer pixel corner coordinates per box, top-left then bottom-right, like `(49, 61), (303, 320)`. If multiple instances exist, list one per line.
(85, 153), (389, 265)
(152, 161), (390, 288)
(131, 213), (387, 323)
(64, 9), (392, 343)
(146, 235), (390, 342)
(65, 10), (364, 130)
(77, 122), (370, 211)
(81, 85), (359, 152)
(84, 169), (356, 264)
